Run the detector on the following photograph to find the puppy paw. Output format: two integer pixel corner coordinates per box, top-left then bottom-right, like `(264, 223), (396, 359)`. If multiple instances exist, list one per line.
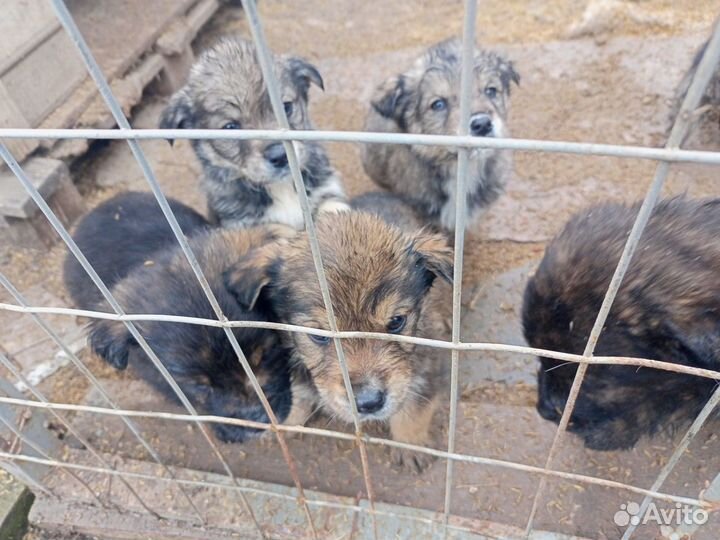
(390, 446), (436, 474)
(318, 199), (351, 215)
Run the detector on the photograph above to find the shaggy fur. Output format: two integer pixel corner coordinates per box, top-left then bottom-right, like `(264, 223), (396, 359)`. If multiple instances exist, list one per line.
(523, 197), (720, 451)
(362, 38), (519, 232)
(226, 212), (452, 471)
(85, 224), (295, 443)
(350, 191), (424, 231)
(159, 37), (347, 229)
(63, 191), (210, 311)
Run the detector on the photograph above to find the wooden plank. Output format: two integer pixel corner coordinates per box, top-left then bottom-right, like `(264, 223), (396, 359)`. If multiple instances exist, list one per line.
(0, 1), (58, 66)
(0, 83), (35, 162)
(1, 29), (87, 127)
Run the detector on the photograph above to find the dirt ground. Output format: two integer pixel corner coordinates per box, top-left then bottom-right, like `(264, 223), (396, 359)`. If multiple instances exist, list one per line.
(4, 0), (720, 539)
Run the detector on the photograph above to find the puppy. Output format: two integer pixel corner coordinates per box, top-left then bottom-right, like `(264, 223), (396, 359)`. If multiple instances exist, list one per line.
(64, 191), (210, 311)
(350, 191), (424, 231)
(670, 38), (720, 132)
(85, 224), (295, 443)
(226, 211), (453, 471)
(362, 38), (519, 232)
(523, 197), (720, 451)
(159, 37), (347, 230)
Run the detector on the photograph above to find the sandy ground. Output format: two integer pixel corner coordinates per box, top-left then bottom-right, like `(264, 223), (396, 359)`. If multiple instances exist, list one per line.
(3, 0), (720, 538)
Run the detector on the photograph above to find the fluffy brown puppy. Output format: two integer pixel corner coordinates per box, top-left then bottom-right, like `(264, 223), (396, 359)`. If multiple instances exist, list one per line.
(226, 212), (453, 471)
(523, 197), (720, 450)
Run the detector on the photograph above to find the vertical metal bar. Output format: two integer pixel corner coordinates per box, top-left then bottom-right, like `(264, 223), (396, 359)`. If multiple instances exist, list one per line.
(241, 1), (377, 537)
(523, 18), (720, 538)
(0, 350), (159, 516)
(50, 2), (313, 535)
(442, 1), (477, 536)
(0, 273), (206, 523)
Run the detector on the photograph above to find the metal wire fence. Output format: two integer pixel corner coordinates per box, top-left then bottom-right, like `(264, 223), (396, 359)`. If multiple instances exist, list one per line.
(0, 0), (717, 538)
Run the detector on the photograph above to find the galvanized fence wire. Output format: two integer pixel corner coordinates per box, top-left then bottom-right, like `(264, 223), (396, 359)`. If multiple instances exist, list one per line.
(0, 272), (207, 523)
(523, 16), (720, 540)
(240, 1), (379, 537)
(443, 0), (477, 535)
(0, 0), (715, 538)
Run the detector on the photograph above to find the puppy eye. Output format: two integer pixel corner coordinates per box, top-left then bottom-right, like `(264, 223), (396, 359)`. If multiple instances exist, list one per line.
(484, 86), (498, 99)
(283, 101), (294, 117)
(222, 121), (241, 130)
(387, 315), (407, 334)
(430, 98), (447, 111)
(309, 333), (330, 346)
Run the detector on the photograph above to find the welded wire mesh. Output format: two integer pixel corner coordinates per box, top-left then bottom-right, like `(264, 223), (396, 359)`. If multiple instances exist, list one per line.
(0, 0), (718, 538)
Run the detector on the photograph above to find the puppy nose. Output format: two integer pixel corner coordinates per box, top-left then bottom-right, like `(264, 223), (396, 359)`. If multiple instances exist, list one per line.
(263, 143), (289, 169)
(536, 394), (561, 422)
(355, 387), (386, 414)
(470, 114), (493, 137)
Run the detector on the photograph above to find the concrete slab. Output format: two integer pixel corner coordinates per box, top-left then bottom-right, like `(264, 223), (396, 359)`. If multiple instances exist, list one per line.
(0, 159), (72, 220)
(0, 285), (84, 392)
(30, 448), (586, 540)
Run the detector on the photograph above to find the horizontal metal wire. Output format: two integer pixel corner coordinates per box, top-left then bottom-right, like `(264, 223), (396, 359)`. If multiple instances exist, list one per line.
(0, 395), (710, 511)
(1, 1), (717, 537)
(6, 127), (720, 164)
(2, 301), (719, 382)
(0, 449), (518, 537)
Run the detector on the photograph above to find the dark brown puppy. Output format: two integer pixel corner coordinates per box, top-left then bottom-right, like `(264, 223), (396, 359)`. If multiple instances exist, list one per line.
(523, 197), (720, 451)
(64, 191), (210, 311)
(226, 212), (452, 471)
(362, 38), (519, 232)
(86, 225), (295, 443)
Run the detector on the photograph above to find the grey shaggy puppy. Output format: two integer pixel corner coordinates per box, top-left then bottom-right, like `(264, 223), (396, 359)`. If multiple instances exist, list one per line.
(350, 191), (424, 232)
(362, 38), (519, 232)
(160, 37), (348, 229)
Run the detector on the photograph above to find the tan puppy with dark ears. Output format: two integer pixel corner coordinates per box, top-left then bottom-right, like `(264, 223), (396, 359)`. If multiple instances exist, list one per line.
(225, 211), (453, 472)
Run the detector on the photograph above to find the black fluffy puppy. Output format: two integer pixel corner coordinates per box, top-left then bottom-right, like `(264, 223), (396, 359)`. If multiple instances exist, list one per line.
(64, 193), (293, 442)
(523, 197), (720, 450)
(63, 191), (210, 310)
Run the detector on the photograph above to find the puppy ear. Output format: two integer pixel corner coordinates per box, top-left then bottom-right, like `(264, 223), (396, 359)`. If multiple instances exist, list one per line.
(371, 75), (408, 120)
(159, 90), (193, 145)
(88, 322), (131, 370)
(288, 57), (325, 94)
(224, 244), (282, 310)
(499, 60), (520, 95)
(410, 232), (454, 284)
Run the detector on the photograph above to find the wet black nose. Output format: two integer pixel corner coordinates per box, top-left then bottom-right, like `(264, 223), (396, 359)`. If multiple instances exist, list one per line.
(263, 143), (289, 169)
(470, 114), (493, 137)
(355, 387), (386, 414)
